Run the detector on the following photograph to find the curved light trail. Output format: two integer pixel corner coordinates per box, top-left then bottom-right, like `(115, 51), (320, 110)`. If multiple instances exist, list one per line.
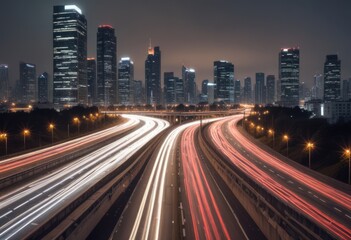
(181, 124), (231, 240)
(208, 115), (351, 239)
(0, 115), (169, 240)
(0, 117), (139, 174)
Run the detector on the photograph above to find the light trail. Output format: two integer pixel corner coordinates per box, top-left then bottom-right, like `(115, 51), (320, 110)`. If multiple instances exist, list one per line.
(226, 116), (351, 211)
(208, 115), (351, 239)
(0, 115), (169, 240)
(0, 117), (139, 175)
(181, 124), (231, 240)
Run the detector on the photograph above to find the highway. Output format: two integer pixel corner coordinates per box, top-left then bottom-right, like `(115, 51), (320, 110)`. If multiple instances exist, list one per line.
(0, 115), (169, 240)
(0, 116), (137, 177)
(112, 117), (264, 240)
(180, 123), (264, 240)
(207, 114), (351, 239)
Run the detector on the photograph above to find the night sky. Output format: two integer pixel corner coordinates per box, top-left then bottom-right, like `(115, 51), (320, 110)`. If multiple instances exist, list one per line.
(0, 0), (350, 88)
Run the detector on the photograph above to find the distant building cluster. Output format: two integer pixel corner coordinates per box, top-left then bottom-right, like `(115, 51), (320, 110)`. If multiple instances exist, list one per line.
(0, 4), (350, 123)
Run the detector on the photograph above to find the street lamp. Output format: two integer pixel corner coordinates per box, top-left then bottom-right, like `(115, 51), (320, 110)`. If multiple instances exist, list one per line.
(306, 142), (314, 169)
(345, 148), (351, 184)
(268, 129), (275, 148)
(0, 133), (7, 155)
(283, 134), (289, 157)
(49, 123), (54, 144)
(23, 129), (30, 149)
(73, 117), (80, 134)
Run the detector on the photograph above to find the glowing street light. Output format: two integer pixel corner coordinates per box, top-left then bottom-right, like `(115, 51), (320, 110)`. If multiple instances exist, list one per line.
(268, 129), (275, 148)
(345, 148), (351, 184)
(306, 142), (314, 169)
(49, 123), (55, 144)
(0, 133), (8, 155)
(73, 117), (80, 134)
(23, 129), (30, 149)
(283, 134), (289, 157)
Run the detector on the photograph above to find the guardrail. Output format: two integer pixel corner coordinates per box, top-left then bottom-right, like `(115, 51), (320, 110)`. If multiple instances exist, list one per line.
(197, 127), (336, 240)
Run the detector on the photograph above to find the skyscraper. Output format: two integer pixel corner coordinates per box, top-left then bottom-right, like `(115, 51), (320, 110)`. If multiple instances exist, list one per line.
(133, 80), (143, 105)
(87, 58), (96, 105)
(312, 74), (324, 100)
(118, 57), (134, 105)
(243, 77), (252, 104)
(0, 64), (9, 102)
(164, 72), (175, 105)
(175, 78), (184, 104)
(234, 79), (241, 104)
(145, 45), (161, 105)
(279, 48), (300, 107)
(38, 72), (49, 103)
(324, 55), (341, 102)
(53, 5), (87, 108)
(266, 75), (275, 104)
(182, 66), (196, 104)
(201, 80), (209, 96)
(255, 72), (265, 105)
(97, 25), (117, 107)
(20, 62), (36, 104)
(214, 60), (234, 103)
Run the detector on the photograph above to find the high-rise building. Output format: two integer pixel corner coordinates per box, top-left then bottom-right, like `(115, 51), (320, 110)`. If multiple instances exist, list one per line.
(342, 79), (351, 100)
(0, 64), (9, 102)
(311, 74), (323, 100)
(38, 72), (49, 103)
(118, 57), (134, 105)
(266, 75), (275, 104)
(255, 72), (265, 105)
(243, 77), (252, 104)
(20, 62), (36, 104)
(164, 72), (176, 105)
(87, 58), (96, 105)
(145, 45), (161, 105)
(234, 79), (241, 104)
(324, 55), (341, 102)
(279, 48), (300, 107)
(53, 5), (87, 108)
(133, 80), (143, 105)
(182, 66), (196, 104)
(96, 25), (117, 107)
(175, 78), (184, 104)
(214, 60), (234, 103)
(202, 80), (209, 96)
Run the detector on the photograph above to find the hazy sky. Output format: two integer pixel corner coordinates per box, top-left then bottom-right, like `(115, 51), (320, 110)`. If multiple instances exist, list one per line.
(0, 0), (350, 88)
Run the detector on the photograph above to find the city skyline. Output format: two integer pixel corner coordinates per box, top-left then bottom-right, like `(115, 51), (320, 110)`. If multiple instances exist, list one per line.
(0, 0), (350, 89)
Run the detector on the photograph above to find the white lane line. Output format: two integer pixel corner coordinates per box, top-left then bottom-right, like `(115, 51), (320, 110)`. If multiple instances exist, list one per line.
(345, 214), (351, 219)
(277, 174), (285, 179)
(288, 180), (294, 184)
(0, 211), (12, 219)
(320, 199), (326, 203)
(269, 169), (275, 173)
(334, 207), (342, 213)
(298, 187), (304, 191)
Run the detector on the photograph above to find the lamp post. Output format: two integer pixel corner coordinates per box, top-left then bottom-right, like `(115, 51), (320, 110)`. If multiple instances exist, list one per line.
(49, 123), (54, 144)
(345, 149), (351, 184)
(23, 129), (30, 150)
(306, 142), (314, 169)
(283, 134), (289, 157)
(73, 117), (80, 135)
(268, 129), (275, 148)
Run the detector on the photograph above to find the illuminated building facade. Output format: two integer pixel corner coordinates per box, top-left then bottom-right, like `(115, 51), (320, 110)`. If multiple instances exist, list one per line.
(214, 60), (234, 103)
(255, 72), (265, 105)
(118, 57), (134, 105)
(87, 58), (96, 105)
(182, 66), (196, 104)
(20, 62), (36, 104)
(266, 74), (275, 104)
(145, 45), (161, 105)
(38, 72), (49, 103)
(53, 5), (87, 108)
(97, 25), (117, 107)
(0, 64), (9, 102)
(279, 48), (300, 107)
(324, 54), (341, 102)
